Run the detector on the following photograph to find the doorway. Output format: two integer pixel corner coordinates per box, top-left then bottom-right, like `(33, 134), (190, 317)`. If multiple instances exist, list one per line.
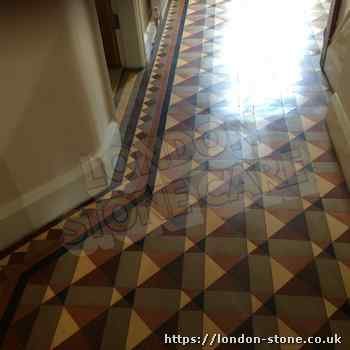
(321, 0), (342, 68)
(95, 0), (123, 92)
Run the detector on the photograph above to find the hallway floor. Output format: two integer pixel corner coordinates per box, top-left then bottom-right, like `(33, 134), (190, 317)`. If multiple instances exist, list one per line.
(2, 0), (350, 348)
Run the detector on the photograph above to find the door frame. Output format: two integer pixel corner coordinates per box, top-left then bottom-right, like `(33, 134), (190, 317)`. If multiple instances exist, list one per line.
(111, 0), (147, 69)
(95, 0), (121, 68)
(321, 0), (342, 68)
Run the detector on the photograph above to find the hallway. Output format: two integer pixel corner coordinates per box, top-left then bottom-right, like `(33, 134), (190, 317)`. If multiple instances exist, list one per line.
(2, 0), (350, 348)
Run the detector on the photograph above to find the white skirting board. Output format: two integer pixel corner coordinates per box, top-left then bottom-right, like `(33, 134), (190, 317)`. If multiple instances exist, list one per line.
(0, 121), (121, 251)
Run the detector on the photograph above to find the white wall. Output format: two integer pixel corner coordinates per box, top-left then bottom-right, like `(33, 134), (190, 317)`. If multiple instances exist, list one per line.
(112, 0), (147, 68)
(337, 0), (350, 26)
(0, 0), (120, 249)
(325, 0), (350, 189)
(111, 0), (170, 68)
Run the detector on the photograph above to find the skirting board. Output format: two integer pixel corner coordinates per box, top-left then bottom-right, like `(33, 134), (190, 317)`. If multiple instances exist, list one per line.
(0, 121), (121, 251)
(144, 21), (157, 62)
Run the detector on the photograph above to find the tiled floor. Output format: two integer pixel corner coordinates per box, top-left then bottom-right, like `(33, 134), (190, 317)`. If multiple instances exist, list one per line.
(2, 0), (350, 348)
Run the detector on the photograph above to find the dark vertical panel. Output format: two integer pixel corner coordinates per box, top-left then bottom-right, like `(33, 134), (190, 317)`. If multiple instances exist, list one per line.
(321, 0), (342, 68)
(95, 0), (121, 68)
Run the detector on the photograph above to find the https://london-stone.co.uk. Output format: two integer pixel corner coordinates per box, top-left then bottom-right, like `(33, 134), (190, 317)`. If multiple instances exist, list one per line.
(164, 333), (343, 347)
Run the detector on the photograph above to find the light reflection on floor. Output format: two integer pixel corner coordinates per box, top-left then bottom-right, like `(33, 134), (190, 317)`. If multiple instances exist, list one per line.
(5, 1), (350, 349)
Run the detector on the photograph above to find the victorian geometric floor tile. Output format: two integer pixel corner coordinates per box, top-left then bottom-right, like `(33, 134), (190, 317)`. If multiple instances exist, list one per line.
(2, 0), (350, 349)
